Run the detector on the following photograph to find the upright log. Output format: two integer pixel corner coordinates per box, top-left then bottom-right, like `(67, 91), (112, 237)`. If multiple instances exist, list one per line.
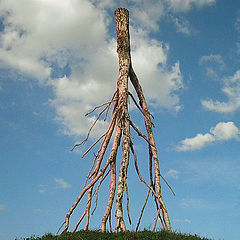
(61, 8), (171, 234)
(114, 8), (131, 232)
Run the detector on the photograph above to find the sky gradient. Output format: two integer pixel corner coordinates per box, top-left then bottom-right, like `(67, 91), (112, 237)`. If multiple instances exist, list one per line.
(0, 1), (239, 240)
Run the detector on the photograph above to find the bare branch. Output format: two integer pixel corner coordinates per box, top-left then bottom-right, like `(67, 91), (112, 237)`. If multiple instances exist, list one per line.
(104, 90), (118, 121)
(101, 123), (121, 231)
(129, 120), (153, 146)
(109, 211), (112, 232)
(63, 149), (118, 232)
(136, 189), (150, 232)
(125, 183), (132, 225)
(85, 97), (117, 117)
(153, 206), (161, 232)
(89, 102), (120, 179)
(84, 152), (99, 188)
(71, 105), (109, 151)
(128, 91), (144, 114)
(92, 169), (111, 215)
(73, 211), (86, 232)
(130, 142), (159, 202)
(56, 221), (65, 235)
(129, 66), (171, 231)
(81, 133), (106, 158)
(160, 174), (176, 196)
(84, 188), (93, 231)
(62, 8), (171, 234)
(130, 140), (169, 231)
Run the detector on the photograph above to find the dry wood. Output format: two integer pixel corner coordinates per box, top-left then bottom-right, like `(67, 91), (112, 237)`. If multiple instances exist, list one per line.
(129, 66), (171, 231)
(136, 189), (150, 231)
(61, 8), (171, 234)
(101, 122), (121, 231)
(125, 183), (132, 225)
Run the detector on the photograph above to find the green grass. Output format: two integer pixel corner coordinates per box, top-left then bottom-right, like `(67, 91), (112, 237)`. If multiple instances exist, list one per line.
(22, 230), (212, 240)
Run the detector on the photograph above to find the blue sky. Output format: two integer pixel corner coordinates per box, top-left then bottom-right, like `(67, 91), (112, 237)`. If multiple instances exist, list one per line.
(0, 0), (240, 239)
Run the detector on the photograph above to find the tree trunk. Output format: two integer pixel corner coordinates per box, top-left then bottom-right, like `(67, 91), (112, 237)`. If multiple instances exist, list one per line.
(61, 8), (171, 234)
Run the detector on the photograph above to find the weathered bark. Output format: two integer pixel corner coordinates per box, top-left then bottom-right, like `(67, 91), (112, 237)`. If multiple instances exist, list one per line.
(60, 8), (171, 234)
(114, 8), (131, 232)
(101, 122), (121, 231)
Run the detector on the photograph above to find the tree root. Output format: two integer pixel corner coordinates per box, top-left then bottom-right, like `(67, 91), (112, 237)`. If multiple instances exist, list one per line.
(60, 8), (172, 234)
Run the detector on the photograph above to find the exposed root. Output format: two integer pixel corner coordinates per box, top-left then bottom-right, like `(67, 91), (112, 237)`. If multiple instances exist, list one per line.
(129, 119), (153, 146)
(81, 133), (106, 158)
(136, 189), (150, 231)
(92, 169), (110, 215)
(128, 91), (155, 127)
(101, 123), (121, 232)
(61, 8), (171, 234)
(125, 183), (132, 225)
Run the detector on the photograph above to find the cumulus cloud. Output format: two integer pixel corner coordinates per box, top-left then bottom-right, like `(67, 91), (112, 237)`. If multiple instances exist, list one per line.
(130, 0), (165, 32)
(177, 121), (240, 151)
(93, 0), (165, 32)
(0, 0), (107, 81)
(0, 0), (185, 137)
(210, 121), (240, 140)
(177, 133), (214, 152)
(202, 70), (240, 113)
(166, 0), (216, 12)
(131, 29), (183, 111)
(54, 178), (71, 189)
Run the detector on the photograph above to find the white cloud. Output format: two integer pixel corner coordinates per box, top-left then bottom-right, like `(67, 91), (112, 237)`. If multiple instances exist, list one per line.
(166, 169), (179, 179)
(177, 133), (214, 152)
(54, 178), (71, 189)
(131, 29), (183, 112)
(166, 0), (216, 12)
(177, 121), (239, 151)
(0, 0), (184, 137)
(0, 204), (5, 211)
(50, 41), (117, 137)
(92, 0), (166, 32)
(0, 0), (107, 82)
(130, 0), (165, 32)
(202, 70), (240, 113)
(210, 122), (240, 141)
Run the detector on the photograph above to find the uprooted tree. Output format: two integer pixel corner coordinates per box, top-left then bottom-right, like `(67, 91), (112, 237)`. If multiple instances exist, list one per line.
(60, 8), (172, 234)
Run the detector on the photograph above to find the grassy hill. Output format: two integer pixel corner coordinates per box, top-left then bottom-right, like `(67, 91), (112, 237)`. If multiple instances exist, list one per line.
(23, 230), (212, 240)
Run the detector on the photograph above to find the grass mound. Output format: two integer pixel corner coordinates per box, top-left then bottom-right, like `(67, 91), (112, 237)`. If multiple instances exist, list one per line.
(23, 230), (211, 240)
